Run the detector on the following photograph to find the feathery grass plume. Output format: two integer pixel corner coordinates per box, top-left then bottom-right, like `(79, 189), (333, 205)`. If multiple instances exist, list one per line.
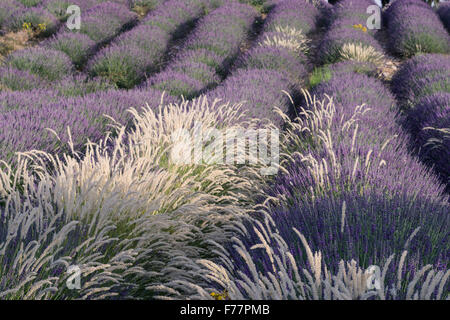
(0, 95), (270, 299)
(259, 25), (310, 54)
(338, 43), (385, 66)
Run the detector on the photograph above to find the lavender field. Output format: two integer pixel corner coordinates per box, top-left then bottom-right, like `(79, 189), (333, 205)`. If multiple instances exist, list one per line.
(0, 0), (448, 300)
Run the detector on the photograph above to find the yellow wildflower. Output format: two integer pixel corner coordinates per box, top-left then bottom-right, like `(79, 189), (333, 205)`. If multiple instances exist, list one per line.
(210, 290), (229, 300)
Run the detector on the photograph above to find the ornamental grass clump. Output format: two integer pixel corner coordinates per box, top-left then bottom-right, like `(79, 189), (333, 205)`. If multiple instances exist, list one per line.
(0, 95), (268, 299)
(5, 47), (73, 81)
(154, 94), (449, 300)
(259, 26), (310, 55)
(384, 0), (450, 57)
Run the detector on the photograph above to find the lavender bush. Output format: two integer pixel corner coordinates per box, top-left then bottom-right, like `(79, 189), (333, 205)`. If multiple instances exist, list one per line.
(5, 47), (73, 81)
(385, 0), (450, 56)
(46, 32), (95, 68)
(391, 53), (450, 109)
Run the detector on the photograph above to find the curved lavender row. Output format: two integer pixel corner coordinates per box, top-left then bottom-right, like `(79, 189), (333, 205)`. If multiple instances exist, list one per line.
(1, 1), (138, 91)
(437, 2), (450, 33)
(0, 88), (176, 164)
(318, 0), (384, 64)
(384, 0), (450, 57)
(391, 54), (450, 192)
(87, 0), (209, 89)
(144, 1), (258, 98)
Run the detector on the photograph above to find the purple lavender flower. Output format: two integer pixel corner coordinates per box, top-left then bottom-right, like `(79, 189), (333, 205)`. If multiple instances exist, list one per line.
(0, 87), (171, 163)
(73, 2), (137, 43)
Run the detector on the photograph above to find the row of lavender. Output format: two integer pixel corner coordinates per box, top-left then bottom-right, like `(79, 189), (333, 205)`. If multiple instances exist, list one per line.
(0, 0), (135, 35)
(0, 1), (140, 92)
(195, 0), (449, 299)
(143, 1), (259, 98)
(204, 0), (317, 127)
(87, 0), (217, 88)
(385, 0), (450, 193)
(392, 54), (450, 192)
(0, 0), (240, 164)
